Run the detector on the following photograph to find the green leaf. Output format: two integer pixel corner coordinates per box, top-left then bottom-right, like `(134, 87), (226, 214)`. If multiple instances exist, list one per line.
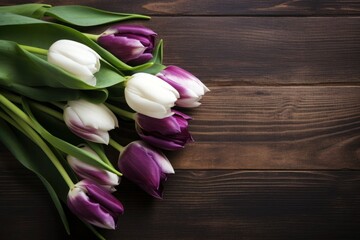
(0, 40), (113, 102)
(29, 103), (117, 175)
(3, 84), (82, 102)
(86, 141), (115, 167)
(22, 99), (122, 176)
(0, 117), (70, 234)
(45, 5), (150, 27)
(24, 102), (115, 239)
(0, 116), (106, 240)
(0, 13), (154, 72)
(0, 3), (51, 18)
(154, 39), (164, 65)
(136, 40), (166, 74)
(37, 174), (70, 235)
(30, 103), (83, 146)
(0, 12), (47, 25)
(95, 60), (126, 88)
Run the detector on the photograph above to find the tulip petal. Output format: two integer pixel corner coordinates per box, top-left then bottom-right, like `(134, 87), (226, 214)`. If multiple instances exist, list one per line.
(81, 180), (124, 214)
(48, 51), (96, 86)
(125, 89), (173, 119)
(63, 100), (118, 144)
(137, 127), (193, 151)
(67, 146), (119, 187)
(47, 39), (100, 86)
(68, 122), (110, 144)
(137, 131), (185, 150)
(160, 65), (209, 94)
(99, 35), (146, 62)
(156, 65), (209, 108)
(98, 25), (156, 65)
(67, 183), (122, 229)
(120, 141), (160, 187)
(54, 44), (100, 67)
(64, 111), (109, 144)
(124, 73), (180, 119)
(136, 113), (181, 135)
(127, 74), (179, 106)
(110, 25), (157, 37)
(67, 100), (118, 130)
(68, 188), (115, 229)
(176, 98), (202, 108)
(144, 144), (175, 174)
(127, 53), (153, 66)
(135, 110), (193, 150)
(118, 141), (176, 199)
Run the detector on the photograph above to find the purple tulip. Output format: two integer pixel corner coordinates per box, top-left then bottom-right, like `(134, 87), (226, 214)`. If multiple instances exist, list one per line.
(118, 141), (174, 199)
(156, 65), (210, 108)
(67, 179), (124, 229)
(67, 144), (120, 192)
(98, 25), (156, 66)
(135, 110), (193, 150)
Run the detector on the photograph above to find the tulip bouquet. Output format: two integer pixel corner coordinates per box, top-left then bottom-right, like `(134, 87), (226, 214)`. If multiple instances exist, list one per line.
(0, 3), (209, 239)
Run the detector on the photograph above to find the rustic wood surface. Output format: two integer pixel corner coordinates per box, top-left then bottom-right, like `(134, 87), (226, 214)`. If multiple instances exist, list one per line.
(1, 0), (360, 240)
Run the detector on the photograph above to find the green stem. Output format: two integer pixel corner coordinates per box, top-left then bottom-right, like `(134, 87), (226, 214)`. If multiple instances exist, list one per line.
(83, 33), (100, 41)
(51, 102), (65, 110)
(19, 44), (48, 55)
(0, 90), (21, 103)
(109, 138), (125, 152)
(86, 141), (113, 166)
(133, 14), (151, 20)
(0, 111), (74, 188)
(31, 102), (63, 120)
(0, 94), (32, 125)
(0, 91), (63, 121)
(105, 103), (135, 120)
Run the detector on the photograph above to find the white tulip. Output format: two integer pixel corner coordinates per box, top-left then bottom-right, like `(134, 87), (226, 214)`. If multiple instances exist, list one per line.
(64, 99), (118, 144)
(48, 39), (101, 86)
(124, 73), (180, 119)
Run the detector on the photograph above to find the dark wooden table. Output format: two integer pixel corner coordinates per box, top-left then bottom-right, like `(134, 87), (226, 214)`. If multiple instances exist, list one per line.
(1, 1), (360, 239)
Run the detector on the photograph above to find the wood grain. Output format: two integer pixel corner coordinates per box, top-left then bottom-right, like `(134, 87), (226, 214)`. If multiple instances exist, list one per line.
(1, 4), (360, 83)
(1, 168), (359, 239)
(4, 0), (360, 16)
(144, 17), (360, 84)
(35, 16), (359, 85)
(1, 86), (358, 170)
(0, 1), (360, 240)
(111, 86), (360, 169)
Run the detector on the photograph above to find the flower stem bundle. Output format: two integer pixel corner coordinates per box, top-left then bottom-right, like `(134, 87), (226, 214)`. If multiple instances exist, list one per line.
(0, 3), (209, 239)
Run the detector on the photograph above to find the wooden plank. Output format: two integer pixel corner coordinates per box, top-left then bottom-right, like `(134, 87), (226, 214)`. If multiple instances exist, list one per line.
(144, 17), (360, 84)
(117, 86), (360, 170)
(1, 86), (359, 170)
(0, 169), (359, 239)
(0, 15), (359, 84)
(4, 0), (360, 16)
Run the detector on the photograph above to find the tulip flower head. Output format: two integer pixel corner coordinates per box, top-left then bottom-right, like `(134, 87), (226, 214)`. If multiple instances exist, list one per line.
(157, 65), (210, 107)
(118, 141), (175, 199)
(98, 25), (156, 66)
(64, 99), (118, 144)
(67, 144), (120, 191)
(67, 180), (124, 229)
(135, 110), (193, 150)
(48, 39), (101, 86)
(125, 73), (179, 119)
